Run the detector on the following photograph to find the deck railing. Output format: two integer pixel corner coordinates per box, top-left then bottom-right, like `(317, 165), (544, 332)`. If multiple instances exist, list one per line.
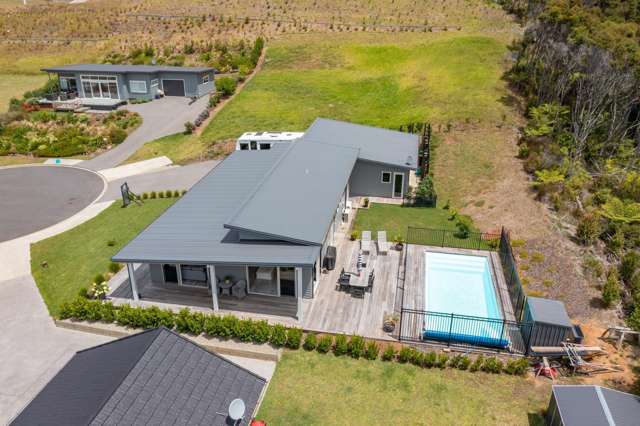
(497, 228), (527, 321)
(406, 227), (501, 251)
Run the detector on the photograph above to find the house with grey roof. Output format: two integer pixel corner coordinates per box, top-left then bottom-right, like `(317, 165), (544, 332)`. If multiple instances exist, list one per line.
(41, 64), (215, 107)
(10, 327), (266, 426)
(546, 385), (640, 426)
(110, 118), (418, 321)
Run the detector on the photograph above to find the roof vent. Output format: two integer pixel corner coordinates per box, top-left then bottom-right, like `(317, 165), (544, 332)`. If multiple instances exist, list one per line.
(406, 155), (413, 166)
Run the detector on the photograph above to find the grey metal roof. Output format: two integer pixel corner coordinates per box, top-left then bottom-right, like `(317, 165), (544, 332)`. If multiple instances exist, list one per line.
(225, 140), (359, 245)
(113, 146), (320, 266)
(11, 328), (266, 426)
(303, 117), (419, 169)
(527, 297), (572, 328)
(552, 385), (640, 426)
(41, 63), (214, 74)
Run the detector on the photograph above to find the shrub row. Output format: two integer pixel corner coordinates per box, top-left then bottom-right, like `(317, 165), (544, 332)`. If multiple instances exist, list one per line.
(140, 189), (187, 200)
(58, 298), (529, 376)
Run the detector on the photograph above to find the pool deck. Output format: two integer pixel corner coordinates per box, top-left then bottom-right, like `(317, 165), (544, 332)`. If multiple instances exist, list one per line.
(399, 244), (516, 342)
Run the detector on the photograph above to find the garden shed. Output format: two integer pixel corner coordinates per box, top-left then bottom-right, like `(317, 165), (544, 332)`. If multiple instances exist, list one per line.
(523, 297), (574, 348)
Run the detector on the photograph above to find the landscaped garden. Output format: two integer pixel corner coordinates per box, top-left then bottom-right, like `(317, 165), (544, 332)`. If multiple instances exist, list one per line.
(0, 109), (140, 158)
(258, 350), (548, 425)
(31, 197), (176, 316)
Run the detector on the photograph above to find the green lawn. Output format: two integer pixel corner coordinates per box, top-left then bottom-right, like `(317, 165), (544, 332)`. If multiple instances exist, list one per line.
(352, 203), (465, 241)
(258, 351), (549, 425)
(31, 199), (175, 316)
(0, 73), (47, 112)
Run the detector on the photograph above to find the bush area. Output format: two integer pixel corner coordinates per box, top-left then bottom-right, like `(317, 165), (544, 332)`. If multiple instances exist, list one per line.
(0, 107), (141, 157)
(258, 350), (547, 425)
(60, 297), (529, 378)
(102, 37), (264, 76)
(31, 199), (175, 316)
(501, 0), (640, 328)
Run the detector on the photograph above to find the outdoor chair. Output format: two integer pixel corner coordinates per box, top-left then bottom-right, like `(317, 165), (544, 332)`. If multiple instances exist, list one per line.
(367, 269), (375, 293)
(232, 280), (247, 299)
(338, 268), (351, 291)
(377, 231), (389, 255)
(350, 286), (365, 298)
(361, 231), (372, 254)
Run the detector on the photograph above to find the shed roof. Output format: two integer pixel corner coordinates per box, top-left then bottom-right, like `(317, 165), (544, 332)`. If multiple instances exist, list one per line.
(42, 63), (214, 74)
(552, 385), (640, 426)
(113, 146), (320, 266)
(302, 118), (419, 169)
(225, 141), (359, 245)
(527, 297), (572, 328)
(11, 328), (266, 426)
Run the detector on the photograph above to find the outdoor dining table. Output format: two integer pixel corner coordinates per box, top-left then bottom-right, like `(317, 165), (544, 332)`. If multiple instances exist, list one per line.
(345, 268), (369, 296)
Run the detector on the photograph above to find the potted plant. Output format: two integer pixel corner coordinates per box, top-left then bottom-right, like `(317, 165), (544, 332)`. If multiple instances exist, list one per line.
(383, 313), (400, 333)
(394, 235), (405, 251)
(223, 275), (234, 285)
(362, 197), (370, 208)
(350, 230), (360, 241)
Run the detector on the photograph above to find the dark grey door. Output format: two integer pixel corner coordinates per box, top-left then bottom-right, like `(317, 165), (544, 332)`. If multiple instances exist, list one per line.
(163, 264), (178, 283)
(393, 173), (404, 198)
(162, 79), (185, 96)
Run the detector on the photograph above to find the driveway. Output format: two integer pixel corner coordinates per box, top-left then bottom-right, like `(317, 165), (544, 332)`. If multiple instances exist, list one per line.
(99, 160), (219, 201)
(81, 96), (209, 171)
(0, 166), (105, 242)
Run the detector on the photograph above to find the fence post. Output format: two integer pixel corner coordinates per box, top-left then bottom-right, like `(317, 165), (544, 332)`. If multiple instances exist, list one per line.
(441, 230), (445, 247)
(447, 313), (454, 346)
(398, 309), (404, 341)
(477, 234), (481, 250)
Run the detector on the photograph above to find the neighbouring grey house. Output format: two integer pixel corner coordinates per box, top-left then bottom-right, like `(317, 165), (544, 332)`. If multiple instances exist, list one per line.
(10, 327), (266, 426)
(41, 64), (216, 102)
(111, 118), (418, 321)
(546, 385), (640, 426)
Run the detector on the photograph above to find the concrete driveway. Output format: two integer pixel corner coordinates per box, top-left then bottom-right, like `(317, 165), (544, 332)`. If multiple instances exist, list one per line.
(0, 166), (105, 242)
(81, 96), (209, 171)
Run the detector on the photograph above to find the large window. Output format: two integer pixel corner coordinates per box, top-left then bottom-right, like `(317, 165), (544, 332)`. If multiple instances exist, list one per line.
(150, 79), (159, 88)
(129, 80), (147, 94)
(381, 171), (391, 183)
(202, 74), (210, 84)
(80, 75), (119, 99)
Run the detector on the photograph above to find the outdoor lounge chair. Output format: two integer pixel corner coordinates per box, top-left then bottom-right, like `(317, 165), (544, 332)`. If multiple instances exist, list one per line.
(367, 269), (375, 293)
(232, 280), (247, 299)
(377, 231), (389, 255)
(361, 231), (372, 253)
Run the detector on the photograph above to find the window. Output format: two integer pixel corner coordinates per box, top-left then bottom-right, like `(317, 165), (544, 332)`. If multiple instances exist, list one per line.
(250, 141), (257, 150)
(129, 80), (147, 94)
(259, 143), (271, 150)
(80, 75), (119, 99)
(202, 74), (210, 84)
(239, 142), (249, 150)
(150, 79), (159, 87)
(381, 171), (391, 183)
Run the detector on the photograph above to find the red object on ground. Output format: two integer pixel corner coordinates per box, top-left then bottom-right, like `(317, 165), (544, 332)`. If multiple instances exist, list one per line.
(250, 420), (267, 426)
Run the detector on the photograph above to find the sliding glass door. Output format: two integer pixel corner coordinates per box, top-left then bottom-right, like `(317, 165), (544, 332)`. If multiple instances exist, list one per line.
(247, 266), (296, 297)
(80, 75), (119, 99)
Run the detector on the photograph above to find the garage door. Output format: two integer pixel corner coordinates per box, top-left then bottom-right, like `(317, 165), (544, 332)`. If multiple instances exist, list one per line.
(162, 79), (185, 96)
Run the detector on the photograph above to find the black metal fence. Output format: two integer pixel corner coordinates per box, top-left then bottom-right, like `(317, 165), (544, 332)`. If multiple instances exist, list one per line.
(497, 228), (527, 321)
(406, 227), (501, 251)
(399, 308), (535, 354)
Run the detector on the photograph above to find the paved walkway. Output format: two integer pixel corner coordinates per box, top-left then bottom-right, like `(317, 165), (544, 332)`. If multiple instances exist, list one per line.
(81, 96), (209, 171)
(0, 165), (105, 242)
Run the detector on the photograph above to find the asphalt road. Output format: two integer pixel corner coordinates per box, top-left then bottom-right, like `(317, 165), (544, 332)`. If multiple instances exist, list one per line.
(0, 166), (104, 242)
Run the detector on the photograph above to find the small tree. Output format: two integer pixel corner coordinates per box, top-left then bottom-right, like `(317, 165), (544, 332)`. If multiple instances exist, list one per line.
(216, 77), (237, 98)
(576, 212), (601, 245)
(414, 175), (436, 205)
(602, 268), (621, 307)
(184, 121), (195, 134)
(620, 251), (640, 284)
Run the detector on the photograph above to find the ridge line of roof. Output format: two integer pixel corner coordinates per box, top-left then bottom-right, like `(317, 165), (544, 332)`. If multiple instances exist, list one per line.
(594, 386), (616, 426)
(311, 117), (418, 138)
(223, 143), (297, 231)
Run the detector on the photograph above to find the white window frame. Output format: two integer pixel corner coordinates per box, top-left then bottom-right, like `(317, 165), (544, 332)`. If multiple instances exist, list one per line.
(381, 171), (392, 183)
(129, 80), (147, 94)
(202, 74), (210, 84)
(80, 74), (119, 99)
(150, 78), (159, 88)
(392, 172), (405, 198)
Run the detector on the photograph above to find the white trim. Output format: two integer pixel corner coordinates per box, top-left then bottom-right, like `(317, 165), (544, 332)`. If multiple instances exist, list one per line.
(176, 263), (183, 285)
(381, 171), (392, 184)
(594, 386), (616, 426)
(129, 80), (147, 94)
(208, 265), (219, 311)
(296, 267), (303, 321)
(127, 263), (139, 301)
(161, 78), (186, 96)
(392, 172), (404, 198)
(80, 74), (120, 99)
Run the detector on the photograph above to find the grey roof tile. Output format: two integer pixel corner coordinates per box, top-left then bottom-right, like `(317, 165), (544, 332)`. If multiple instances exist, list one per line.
(42, 63), (214, 74)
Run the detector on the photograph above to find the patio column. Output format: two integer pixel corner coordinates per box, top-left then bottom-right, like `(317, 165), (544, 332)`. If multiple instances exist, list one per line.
(208, 265), (219, 311)
(295, 267), (303, 322)
(127, 263), (139, 301)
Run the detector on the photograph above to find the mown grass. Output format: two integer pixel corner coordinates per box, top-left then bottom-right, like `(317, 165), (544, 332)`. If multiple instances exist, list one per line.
(0, 155), (45, 167)
(31, 199), (175, 316)
(257, 350), (548, 426)
(0, 73), (47, 111)
(124, 132), (208, 165)
(352, 203), (463, 241)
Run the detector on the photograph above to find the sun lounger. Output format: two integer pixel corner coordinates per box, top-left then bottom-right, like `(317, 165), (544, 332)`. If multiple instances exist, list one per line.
(361, 231), (372, 253)
(377, 231), (389, 255)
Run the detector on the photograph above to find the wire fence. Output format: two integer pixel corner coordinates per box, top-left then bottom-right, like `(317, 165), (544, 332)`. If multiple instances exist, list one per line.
(406, 227), (501, 251)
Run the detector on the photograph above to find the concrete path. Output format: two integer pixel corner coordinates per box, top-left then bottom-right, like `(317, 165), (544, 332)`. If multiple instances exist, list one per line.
(98, 156), (173, 182)
(81, 96), (209, 171)
(99, 160), (219, 201)
(0, 165), (105, 242)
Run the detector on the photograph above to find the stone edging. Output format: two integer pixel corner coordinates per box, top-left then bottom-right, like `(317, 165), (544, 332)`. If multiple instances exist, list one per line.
(55, 319), (282, 362)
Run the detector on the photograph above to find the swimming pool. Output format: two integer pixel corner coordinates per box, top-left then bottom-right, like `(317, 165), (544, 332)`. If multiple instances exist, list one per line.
(423, 251), (508, 348)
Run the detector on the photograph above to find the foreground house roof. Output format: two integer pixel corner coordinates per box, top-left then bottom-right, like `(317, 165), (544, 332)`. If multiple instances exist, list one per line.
(11, 328), (266, 426)
(303, 118), (419, 169)
(551, 385), (640, 426)
(41, 63), (214, 74)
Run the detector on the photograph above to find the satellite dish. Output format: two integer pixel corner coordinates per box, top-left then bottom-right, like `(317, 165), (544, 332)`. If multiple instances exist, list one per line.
(228, 398), (246, 422)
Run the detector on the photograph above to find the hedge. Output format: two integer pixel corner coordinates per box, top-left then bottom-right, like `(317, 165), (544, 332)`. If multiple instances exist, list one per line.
(58, 298), (530, 375)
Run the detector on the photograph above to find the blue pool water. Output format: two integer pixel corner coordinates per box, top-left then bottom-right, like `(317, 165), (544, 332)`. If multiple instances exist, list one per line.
(423, 251), (508, 348)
